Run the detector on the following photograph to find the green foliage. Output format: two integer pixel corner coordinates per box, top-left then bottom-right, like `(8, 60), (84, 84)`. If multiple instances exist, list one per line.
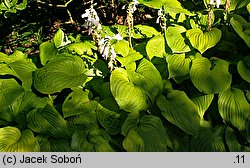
(0, 0), (250, 152)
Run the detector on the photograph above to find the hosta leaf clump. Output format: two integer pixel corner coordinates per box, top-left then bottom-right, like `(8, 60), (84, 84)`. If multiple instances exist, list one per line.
(0, 127), (40, 152)
(33, 56), (87, 94)
(121, 114), (168, 152)
(190, 57), (232, 94)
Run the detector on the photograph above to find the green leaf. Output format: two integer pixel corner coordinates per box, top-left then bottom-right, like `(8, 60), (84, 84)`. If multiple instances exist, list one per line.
(71, 128), (114, 152)
(52, 28), (71, 48)
(133, 25), (160, 39)
(165, 25), (191, 53)
(190, 57), (232, 94)
(237, 59), (250, 83)
(0, 79), (24, 109)
(27, 104), (69, 138)
(0, 91), (37, 122)
(39, 41), (57, 65)
(163, 0), (194, 15)
(191, 93), (214, 118)
(225, 127), (250, 152)
(230, 17), (250, 48)
(33, 56), (87, 94)
(15, 0), (27, 10)
(190, 121), (226, 152)
(146, 35), (165, 60)
(116, 48), (143, 67)
(0, 127), (40, 152)
(166, 53), (191, 78)
(156, 91), (200, 135)
(9, 60), (37, 90)
(113, 40), (130, 57)
(186, 28), (222, 53)
(110, 68), (150, 113)
(96, 104), (127, 135)
(62, 89), (98, 118)
(127, 58), (163, 102)
(218, 88), (250, 131)
(66, 42), (96, 56)
(121, 114), (168, 152)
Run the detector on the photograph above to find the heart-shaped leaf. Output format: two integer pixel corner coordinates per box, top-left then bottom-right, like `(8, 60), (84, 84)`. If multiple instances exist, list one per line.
(218, 88), (250, 131)
(71, 128), (114, 152)
(0, 127), (40, 152)
(121, 114), (168, 152)
(166, 53), (191, 78)
(39, 41), (58, 65)
(156, 90), (200, 135)
(33, 56), (87, 94)
(190, 121), (226, 152)
(27, 104), (69, 138)
(191, 93), (214, 118)
(237, 56), (250, 83)
(127, 58), (163, 102)
(190, 57), (232, 94)
(146, 35), (165, 60)
(165, 25), (191, 53)
(62, 89), (98, 118)
(110, 68), (150, 113)
(186, 28), (222, 53)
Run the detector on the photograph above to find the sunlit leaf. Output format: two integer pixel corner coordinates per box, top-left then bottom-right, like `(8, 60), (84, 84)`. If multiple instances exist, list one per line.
(66, 42), (96, 56)
(165, 25), (191, 53)
(190, 57), (232, 94)
(138, 0), (166, 9)
(116, 48), (143, 67)
(0, 127), (40, 152)
(133, 25), (160, 39)
(146, 35), (165, 60)
(113, 40), (130, 57)
(33, 56), (87, 94)
(218, 88), (250, 131)
(163, 0), (194, 15)
(110, 68), (150, 113)
(186, 28), (222, 53)
(156, 90), (200, 135)
(52, 28), (71, 48)
(237, 56), (250, 83)
(121, 114), (168, 152)
(39, 42), (57, 65)
(191, 93), (214, 118)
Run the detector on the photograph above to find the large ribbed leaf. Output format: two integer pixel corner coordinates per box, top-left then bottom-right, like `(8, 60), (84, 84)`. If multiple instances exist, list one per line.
(0, 79), (24, 109)
(156, 91), (200, 135)
(0, 127), (40, 152)
(190, 121), (226, 152)
(190, 57), (232, 94)
(230, 17), (250, 48)
(71, 128), (114, 152)
(121, 114), (168, 152)
(163, 0), (194, 15)
(66, 42), (96, 56)
(237, 56), (250, 83)
(9, 60), (37, 90)
(133, 25), (160, 39)
(116, 48), (143, 67)
(186, 28), (222, 53)
(27, 104), (69, 138)
(191, 93), (214, 118)
(165, 26), (191, 53)
(218, 88), (250, 131)
(39, 41), (57, 65)
(0, 91), (37, 122)
(96, 104), (127, 135)
(33, 56), (87, 94)
(62, 89), (98, 118)
(110, 68), (150, 113)
(127, 58), (163, 102)
(146, 35), (165, 60)
(166, 53), (191, 78)
(113, 40), (130, 57)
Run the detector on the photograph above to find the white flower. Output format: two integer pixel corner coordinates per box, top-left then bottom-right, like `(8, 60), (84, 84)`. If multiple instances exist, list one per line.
(112, 34), (123, 41)
(210, 0), (221, 8)
(131, 0), (139, 13)
(156, 9), (163, 24)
